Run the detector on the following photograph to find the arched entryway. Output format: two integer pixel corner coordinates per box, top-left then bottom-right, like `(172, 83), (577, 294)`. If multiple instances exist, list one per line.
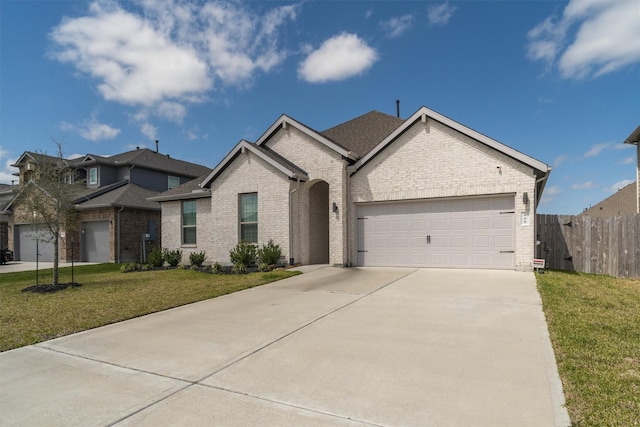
(308, 180), (329, 264)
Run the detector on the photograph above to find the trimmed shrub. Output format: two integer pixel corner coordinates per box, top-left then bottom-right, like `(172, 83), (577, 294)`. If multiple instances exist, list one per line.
(163, 248), (183, 267)
(257, 239), (281, 266)
(232, 262), (247, 274)
(148, 249), (164, 268)
(230, 241), (257, 267)
(258, 262), (270, 272)
(140, 263), (153, 271)
(189, 251), (207, 267)
(120, 263), (140, 273)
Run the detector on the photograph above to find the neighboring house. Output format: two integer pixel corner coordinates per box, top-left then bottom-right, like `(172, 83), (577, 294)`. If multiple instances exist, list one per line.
(0, 184), (18, 252)
(623, 124), (640, 213)
(153, 106), (551, 271)
(6, 148), (211, 263)
(581, 182), (637, 218)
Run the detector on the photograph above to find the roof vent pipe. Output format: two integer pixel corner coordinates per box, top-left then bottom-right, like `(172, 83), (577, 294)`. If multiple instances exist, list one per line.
(155, 140), (159, 153)
(396, 99), (400, 118)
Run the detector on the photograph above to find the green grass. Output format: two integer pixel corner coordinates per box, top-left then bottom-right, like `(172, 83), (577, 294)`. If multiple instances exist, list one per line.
(536, 270), (640, 426)
(0, 264), (299, 352)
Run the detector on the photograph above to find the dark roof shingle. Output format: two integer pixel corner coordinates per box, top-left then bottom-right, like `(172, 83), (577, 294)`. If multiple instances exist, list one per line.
(581, 182), (637, 217)
(320, 111), (405, 158)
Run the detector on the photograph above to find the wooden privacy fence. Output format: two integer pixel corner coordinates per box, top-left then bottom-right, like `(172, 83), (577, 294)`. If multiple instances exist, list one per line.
(536, 214), (640, 278)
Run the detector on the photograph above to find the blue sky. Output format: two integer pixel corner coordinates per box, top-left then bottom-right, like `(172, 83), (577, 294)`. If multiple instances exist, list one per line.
(0, 0), (638, 214)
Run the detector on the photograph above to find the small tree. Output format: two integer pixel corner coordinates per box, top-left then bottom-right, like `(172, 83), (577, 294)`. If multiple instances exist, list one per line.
(14, 141), (83, 286)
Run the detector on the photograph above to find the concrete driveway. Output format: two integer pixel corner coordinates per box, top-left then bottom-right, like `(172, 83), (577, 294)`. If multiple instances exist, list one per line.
(0, 267), (570, 426)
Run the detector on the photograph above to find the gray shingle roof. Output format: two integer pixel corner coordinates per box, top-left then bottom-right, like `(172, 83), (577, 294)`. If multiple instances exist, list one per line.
(148, 173), (211, 202)
(76, 183), (161, 210)
(77, 148), (211, 178)
(320, 111), (405, 158)
(581, 182), (637, 217)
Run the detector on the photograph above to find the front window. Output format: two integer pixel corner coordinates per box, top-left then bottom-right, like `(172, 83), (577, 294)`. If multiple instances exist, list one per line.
(182, 200), (197, 245)
(62, 172), (74, 184)
(88, 167), (98, 185)
(168, 176), (180, 189)
(239, 193), (258, 243)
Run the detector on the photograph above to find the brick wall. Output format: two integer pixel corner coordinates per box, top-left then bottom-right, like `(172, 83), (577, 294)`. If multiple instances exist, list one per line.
(349, 119), (537, 270)
(209, 150), (290, 264)
(265, 126), (348, 265)
(160, 197), (212, 265)
(117, 208), (161, 263)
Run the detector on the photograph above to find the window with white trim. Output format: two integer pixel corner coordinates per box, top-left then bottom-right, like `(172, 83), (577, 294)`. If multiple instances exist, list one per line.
(168, 176), (180, 189)
(182, 200), (197, 245)
(239, 193), (257, 243)
(88, 167), (98, 185)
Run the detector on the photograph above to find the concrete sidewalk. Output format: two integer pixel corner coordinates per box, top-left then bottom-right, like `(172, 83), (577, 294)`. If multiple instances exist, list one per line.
(0, 267), (570, 426)
(0, 261), (98, 274)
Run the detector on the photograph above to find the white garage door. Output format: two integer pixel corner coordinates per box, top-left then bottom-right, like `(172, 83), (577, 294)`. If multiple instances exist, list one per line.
(357, 196), (515, 269)
(15, 225), (56, 262)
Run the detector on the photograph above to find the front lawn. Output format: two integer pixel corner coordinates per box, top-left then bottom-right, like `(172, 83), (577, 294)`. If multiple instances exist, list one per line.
(537, 270), (640, 426)
(0, 264), (299, 352)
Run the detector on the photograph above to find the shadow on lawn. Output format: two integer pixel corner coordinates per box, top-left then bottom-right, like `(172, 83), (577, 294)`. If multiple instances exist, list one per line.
(21, 283), (82, 294)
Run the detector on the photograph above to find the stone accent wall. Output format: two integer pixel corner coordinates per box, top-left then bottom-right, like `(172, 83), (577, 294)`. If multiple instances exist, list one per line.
(264, 126), (348, 265)
(349, 119), (538, 270)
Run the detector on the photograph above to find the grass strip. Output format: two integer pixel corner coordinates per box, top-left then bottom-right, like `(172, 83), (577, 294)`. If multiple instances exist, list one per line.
(1, 264), (299, 352)
(536, 270), (640, 426)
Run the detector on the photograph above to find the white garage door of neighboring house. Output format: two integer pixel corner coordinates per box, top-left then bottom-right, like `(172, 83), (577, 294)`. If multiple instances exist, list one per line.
(15, 225), (56, 262)
(357, 196), (515, 269)
(82, 221), (110, 262)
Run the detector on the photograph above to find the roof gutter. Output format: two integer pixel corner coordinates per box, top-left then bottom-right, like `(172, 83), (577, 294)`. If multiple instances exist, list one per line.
(148, 189), (211, 202)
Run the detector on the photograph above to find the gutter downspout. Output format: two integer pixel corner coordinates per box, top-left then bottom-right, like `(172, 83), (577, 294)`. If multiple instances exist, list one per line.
(117, 206), (124, 263)
(289, 176), (301, 265)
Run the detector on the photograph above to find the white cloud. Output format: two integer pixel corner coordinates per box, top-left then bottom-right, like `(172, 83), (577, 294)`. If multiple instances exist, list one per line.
(584, 142), (610, 157)
(621, 156), (635, 165)
(608, 179), (634, 193)
(553, 154), (568, 168)
(60, 116), (121, 141)
(156, 101), (186, 124)
(298, 33), (378, 83)
(380, 14), (414, 38)
(572, 181), (595, 190)
(51, 2), (211, 106)
(50, 0), (299, 124)
(200, 2), (298, 85)
(140, 122), (158, 141)
(527, 0), (640, 79)
(0, 147), (18, 185)
(544, 185), (562, 196)
(428, 2), (457, 26)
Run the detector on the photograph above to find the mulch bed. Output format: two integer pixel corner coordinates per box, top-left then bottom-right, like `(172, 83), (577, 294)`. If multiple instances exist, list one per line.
(21, 283), (82, 294)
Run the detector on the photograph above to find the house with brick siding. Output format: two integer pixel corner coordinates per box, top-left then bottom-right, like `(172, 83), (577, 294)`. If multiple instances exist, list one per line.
(153, 106), (551, 271)
(6, 148), (210, 263)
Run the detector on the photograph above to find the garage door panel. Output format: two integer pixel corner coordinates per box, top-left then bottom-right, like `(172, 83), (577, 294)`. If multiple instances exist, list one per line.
(472, 235), (490, 248)
(495, 235), (513, 248)
(357, 196), (515, 269)
(472, 253), (491, 267)
(15, 225), (55, 262)
(82, 221), (110, 262)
